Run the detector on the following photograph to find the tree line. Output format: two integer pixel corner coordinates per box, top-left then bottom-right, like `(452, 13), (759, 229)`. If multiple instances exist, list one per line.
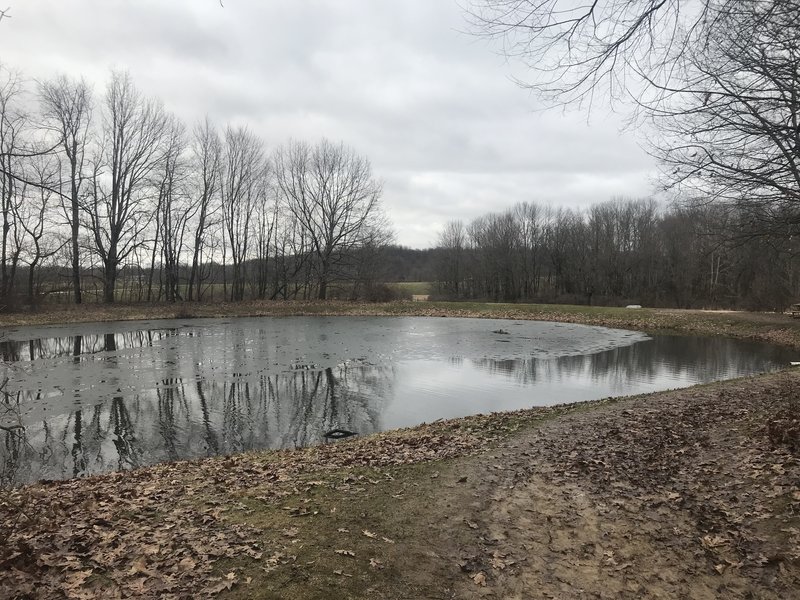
(0, 67), (391, 307)
(469, 0), (800, 266)
(455, 0), (800, 312)
(436, 199), (800, 311)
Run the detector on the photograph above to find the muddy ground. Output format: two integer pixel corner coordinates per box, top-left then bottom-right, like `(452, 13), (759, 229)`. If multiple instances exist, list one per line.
(2, 367), (799, 599)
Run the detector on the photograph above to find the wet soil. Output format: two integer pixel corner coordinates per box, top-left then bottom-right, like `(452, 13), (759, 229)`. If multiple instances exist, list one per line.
(438, 372), (800, 599)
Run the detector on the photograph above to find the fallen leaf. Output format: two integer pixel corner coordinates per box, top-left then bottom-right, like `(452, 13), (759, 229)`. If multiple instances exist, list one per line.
(473, 572), (487, 586)
(206, 579), (236, 594)
(128, 557), (150, 576)
(701, 534), (729, 549)
(64, 570), (93, 589)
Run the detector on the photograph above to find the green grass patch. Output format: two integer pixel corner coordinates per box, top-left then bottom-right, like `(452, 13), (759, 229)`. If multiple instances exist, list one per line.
(387, 281), (432, 295)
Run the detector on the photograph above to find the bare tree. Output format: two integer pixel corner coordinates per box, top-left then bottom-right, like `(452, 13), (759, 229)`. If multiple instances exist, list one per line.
(274, 139), (384, 300)
(154, 117), (188, 302)
(187, 117), (221, 301)
(252, 184), (276, 300)
(84, 72), (168, 303)
(652, 1), (800, 236)
(468, 0), (723, 106)
(471, 0), (800, 256)
(39, 75), (92, 304)
(349, 217), (394, 300)
(220, 125), (266, 301)
(270, 206), (313, 300)
(17, 154), (66, 302)
(514, 202), (545, 297)
(437, 220), (466, 297)
(0, 66), (26, 301)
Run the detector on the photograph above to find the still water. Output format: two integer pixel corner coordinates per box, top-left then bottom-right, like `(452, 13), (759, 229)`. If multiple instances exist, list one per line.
(0, 316), (793, 486)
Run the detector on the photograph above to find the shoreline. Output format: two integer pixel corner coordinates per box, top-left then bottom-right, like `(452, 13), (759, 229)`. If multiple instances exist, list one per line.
(2, 299), (800, 350)
(1, 302), (799, 598)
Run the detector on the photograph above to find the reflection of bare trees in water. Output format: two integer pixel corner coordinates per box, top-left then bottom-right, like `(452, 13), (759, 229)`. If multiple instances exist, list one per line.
(0, 325), (792, 487)
(62, 405), (102, 480)
(0, 329), (182, 361)
(212, 365), (386, 453)
(0, 369), (31, 486)
(71, 409), (86, 477)
(110, 396), (141, 471)
(196, 379), (219, 455)
(473, 337), (791, 390)
(1, 415), (26, 486)
(0, 363), (391, 486)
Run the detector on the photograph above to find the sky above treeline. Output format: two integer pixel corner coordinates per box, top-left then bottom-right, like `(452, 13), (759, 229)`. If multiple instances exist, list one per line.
(0, 0), (657, 248)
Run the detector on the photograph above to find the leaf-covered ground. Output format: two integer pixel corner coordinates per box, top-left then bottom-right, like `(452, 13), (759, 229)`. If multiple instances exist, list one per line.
(445, 371), (800, 599)
(2, 369), (799, 598)
(2, 302), (800, 598)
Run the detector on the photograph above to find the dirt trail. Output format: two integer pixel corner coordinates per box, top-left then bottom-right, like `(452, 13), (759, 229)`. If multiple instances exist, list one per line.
(415, 374), (800, 599)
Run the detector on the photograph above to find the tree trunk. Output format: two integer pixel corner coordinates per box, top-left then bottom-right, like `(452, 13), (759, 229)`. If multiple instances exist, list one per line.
(104, 254), (117, 303)
(71, 168), (82, 304)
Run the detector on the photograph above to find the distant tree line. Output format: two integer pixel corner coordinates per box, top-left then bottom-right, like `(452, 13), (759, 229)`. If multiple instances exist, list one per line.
(435, 199), (800, 311)
(0, 67), (391, 307)
(469, 1), (800, 285)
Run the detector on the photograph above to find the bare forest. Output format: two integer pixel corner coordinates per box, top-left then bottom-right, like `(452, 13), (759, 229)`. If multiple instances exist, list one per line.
(0, 68), (390, 307)
(434, 198), (800, 310)
(440, 0), (800, 311)
(2, 1), (800, 312)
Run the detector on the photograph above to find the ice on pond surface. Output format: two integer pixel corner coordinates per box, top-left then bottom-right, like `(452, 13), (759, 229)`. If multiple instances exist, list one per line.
(0, 316), (793, 486)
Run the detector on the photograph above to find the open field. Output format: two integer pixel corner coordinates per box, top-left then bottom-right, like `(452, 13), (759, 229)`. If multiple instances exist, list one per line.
(1, 301), (799, 598)
(387, 281), (433, 296)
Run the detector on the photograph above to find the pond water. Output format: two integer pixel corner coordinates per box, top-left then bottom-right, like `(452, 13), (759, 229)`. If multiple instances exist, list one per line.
(0, 316), (794, 486)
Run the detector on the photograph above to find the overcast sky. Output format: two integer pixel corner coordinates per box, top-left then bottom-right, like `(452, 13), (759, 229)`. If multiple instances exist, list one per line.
(0, 0), (658, 248)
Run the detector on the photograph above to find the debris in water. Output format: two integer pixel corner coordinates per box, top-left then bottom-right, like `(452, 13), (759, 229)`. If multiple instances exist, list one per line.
(324, 429), (358, 440)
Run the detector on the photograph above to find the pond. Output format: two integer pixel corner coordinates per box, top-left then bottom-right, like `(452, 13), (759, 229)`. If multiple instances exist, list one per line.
(0, 316), (794, 486)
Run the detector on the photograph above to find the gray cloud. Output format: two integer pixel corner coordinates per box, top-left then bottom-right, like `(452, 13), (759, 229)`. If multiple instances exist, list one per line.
(0, 0), (657, 248)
